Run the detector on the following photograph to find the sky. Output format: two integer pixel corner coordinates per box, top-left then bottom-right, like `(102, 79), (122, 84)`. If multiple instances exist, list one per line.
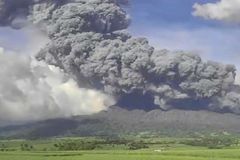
(127, 0), (240, 69)
(0, 0), (240, 124)
(0, 0), (240, 67)
(0, 27), (25, 51)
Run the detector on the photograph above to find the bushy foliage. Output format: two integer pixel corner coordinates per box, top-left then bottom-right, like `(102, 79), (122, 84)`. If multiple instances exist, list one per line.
(127, 141), (149, 150)
(20, 143), (34, 151)
(182, 136), (238, 149)
(54, 141), (97, 151)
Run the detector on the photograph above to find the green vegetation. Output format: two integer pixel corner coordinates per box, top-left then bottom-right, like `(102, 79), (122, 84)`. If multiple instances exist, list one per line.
(0, 134), (240, 160)
(182, 135), (238, 149)
(54, 141), (97, 151)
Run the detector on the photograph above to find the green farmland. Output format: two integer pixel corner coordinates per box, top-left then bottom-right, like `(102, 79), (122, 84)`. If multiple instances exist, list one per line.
(2, 148), (240, 160)
(0, 136), (240, 160)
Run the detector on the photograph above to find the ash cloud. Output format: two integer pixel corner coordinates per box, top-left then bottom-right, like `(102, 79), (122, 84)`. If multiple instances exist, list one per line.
(0, 0), (240, 115)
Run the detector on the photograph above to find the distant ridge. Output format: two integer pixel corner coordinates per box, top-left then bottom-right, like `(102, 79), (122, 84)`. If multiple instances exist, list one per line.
(1, 106), (240, 139)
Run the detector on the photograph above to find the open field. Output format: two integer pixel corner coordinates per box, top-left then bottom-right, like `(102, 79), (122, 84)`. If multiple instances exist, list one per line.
(2, 148), (240, 160)
(0, 136), (240, 160)
(1, 137), (240, 160)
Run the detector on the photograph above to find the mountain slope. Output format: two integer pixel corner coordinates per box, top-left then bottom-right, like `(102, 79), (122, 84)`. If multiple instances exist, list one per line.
(1, 106), (240, 138)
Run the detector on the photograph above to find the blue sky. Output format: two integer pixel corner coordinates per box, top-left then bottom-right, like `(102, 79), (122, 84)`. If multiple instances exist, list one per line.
(128, 0), (240, 68)
(0, 27), (28, 51)
(128, 0), (219, 28)
(0, 0), (240, 68)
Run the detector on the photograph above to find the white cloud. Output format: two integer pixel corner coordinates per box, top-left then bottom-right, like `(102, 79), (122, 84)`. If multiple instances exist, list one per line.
(0, 26), (115, 126)
(0, 49), (114, 125)
(0, 47), (3, 54)
(193, 0), (240, 23)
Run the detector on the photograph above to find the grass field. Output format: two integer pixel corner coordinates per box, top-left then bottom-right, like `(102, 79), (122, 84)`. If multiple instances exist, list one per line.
(1, 137), (240, 160)
(1, 149), (240, 160)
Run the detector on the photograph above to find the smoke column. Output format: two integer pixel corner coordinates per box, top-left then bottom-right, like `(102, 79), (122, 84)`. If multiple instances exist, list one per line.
(0, 0), (240, 117)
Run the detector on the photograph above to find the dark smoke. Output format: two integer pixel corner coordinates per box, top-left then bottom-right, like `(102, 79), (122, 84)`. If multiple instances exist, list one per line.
(1, 0), (240, 114)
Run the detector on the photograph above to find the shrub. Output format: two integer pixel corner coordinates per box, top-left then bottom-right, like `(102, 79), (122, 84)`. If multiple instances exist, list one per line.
(54, 141), (97, 151)
(128, 142), (149, 150)
(182, 136), (238, 149)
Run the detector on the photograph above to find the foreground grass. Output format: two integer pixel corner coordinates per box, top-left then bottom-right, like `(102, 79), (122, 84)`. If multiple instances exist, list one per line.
(1, 148), (240, 160)
(1, 137), (240, 160)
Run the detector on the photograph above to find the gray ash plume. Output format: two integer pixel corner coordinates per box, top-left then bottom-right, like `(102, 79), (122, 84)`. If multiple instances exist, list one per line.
(0, 0), (240, 114)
